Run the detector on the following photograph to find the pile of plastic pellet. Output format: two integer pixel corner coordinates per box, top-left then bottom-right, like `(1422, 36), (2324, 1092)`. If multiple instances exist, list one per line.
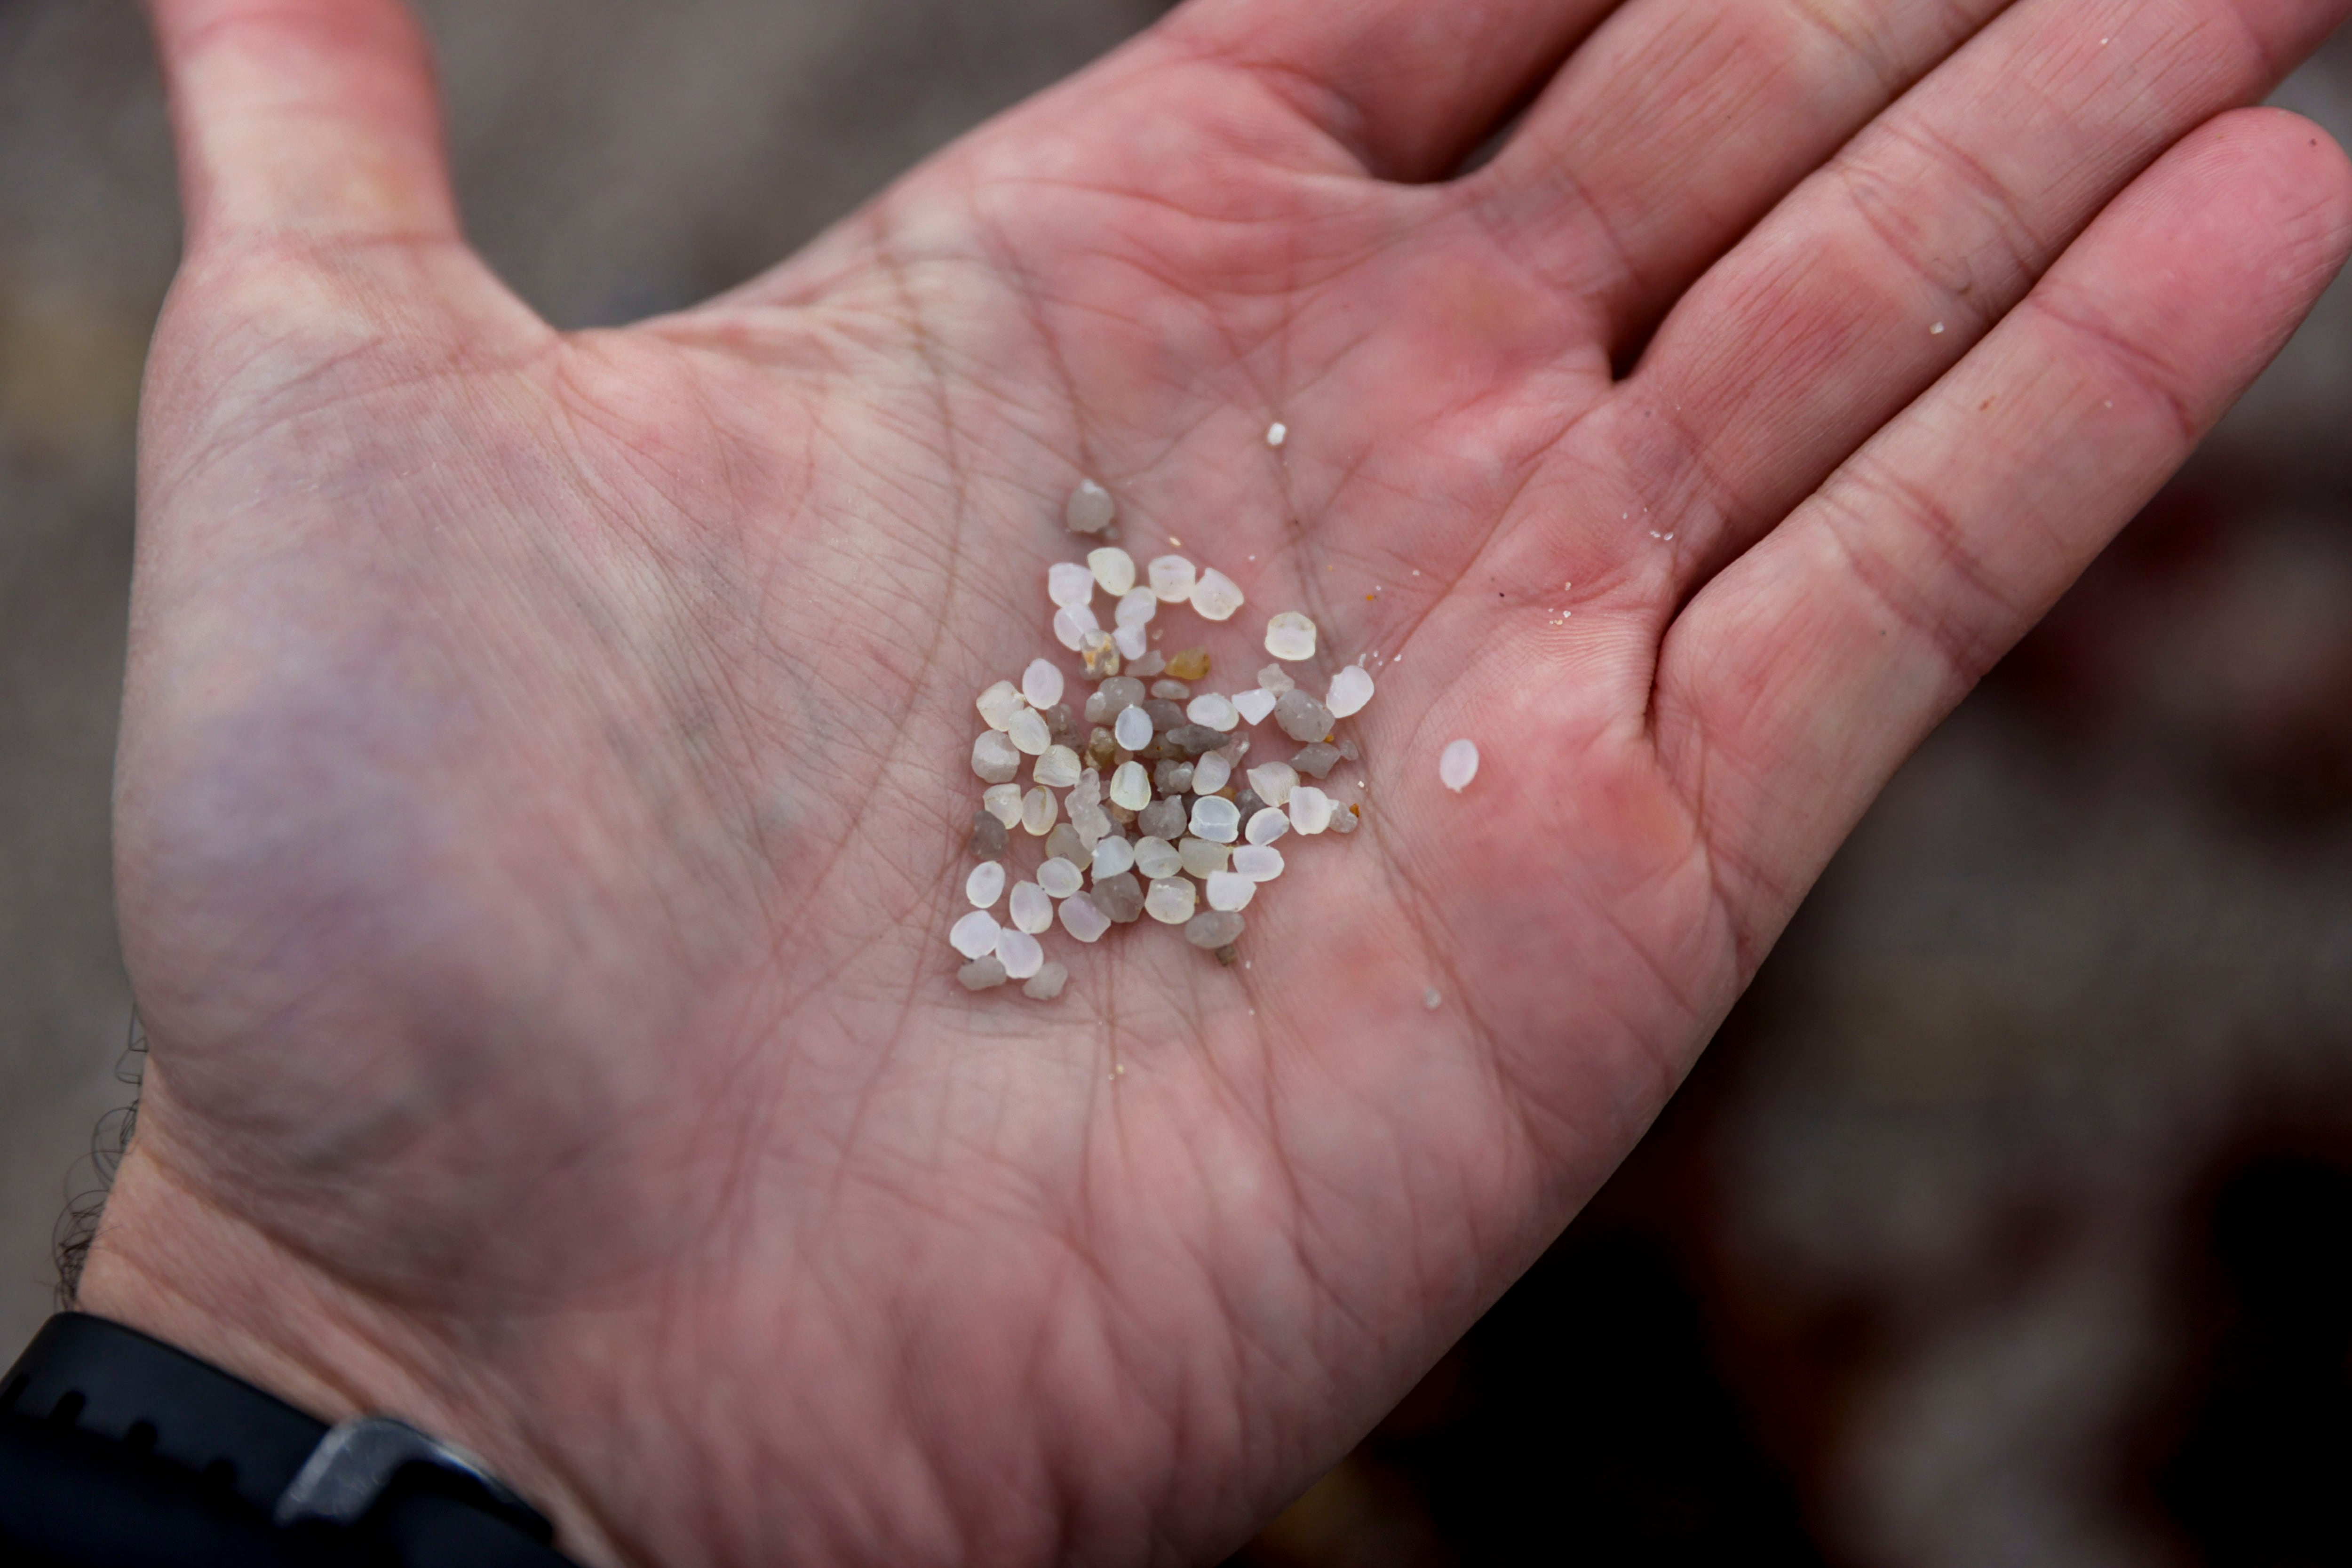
(952, 481), (1376, 997)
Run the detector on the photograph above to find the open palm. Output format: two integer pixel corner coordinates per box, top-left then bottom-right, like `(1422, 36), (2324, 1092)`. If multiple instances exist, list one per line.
(82, 0), (2352, 1563)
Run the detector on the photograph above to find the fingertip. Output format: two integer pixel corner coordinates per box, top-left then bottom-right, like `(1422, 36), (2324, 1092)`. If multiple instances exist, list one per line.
(2170, 106), (2352, 278)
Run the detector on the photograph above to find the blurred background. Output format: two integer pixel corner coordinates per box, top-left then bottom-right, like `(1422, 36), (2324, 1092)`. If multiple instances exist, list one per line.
(5, 3), (2352, 1563)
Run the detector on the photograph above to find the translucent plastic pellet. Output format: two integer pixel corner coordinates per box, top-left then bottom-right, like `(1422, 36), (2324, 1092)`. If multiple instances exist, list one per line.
(1148, 555), (1197, 603)
(1109, 761), (1152, 811)
(1037, 858), (1084, 898)
(1288, 786), (1333, 835)
(1187, 693), (1239, 732)
(1205, 871), (1255, 912)
(1009, 881), (1054, 934)
(1115, 588), (1158, 629)
(1089, 547), (1136, 597)
(1024, 960), (1069, 1000)
(1144, 877), (1197, 924)
(977, 680), (1026, 731)
(950, 909), (1001, 959)
(994, 927), (1045, 980)
(1045, 823), (1086, 866)
(1092, 836), (1136, 879)
(1006, 708), (1052, 756)
(1060, 892), (1111, 943)
(1257, 663), (1295, 696)
(1440, 739), (1480, 792)
(1178, 837), (1229, 878)
(1079, 630), (1121, 678)
(1263, 612), (1317, 661)
(1065, 478), (1117, 535)
(1245, 808), (1290, 845)
(1232, 844), (1285, 883)
(1114, 706), (1153, 751)
(966, 861), (1005, 909)
(1190, 567), (1245, 621)
(1113, 622), (1149, 660)
(1192, 752), (1232, 794)
(958, 956), (1008, 990)
(1189, 796), (1241, 844)
(1022, 786), (1059, 836)
(1022, 659), (1065, 709)
(1052, 605), (1099, 652)
(972, 731), (1020, 783)
(1133, 836), (1183, 879)
(1185, 910), (1245, 949)
(1246, 763), (1298, 807)
(1049, 562), (1096, 610)
(982, 782), (1025, 827)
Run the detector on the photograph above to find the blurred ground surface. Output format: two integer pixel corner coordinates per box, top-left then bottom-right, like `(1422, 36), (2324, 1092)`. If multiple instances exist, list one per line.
(5, 4), (2352, 1564)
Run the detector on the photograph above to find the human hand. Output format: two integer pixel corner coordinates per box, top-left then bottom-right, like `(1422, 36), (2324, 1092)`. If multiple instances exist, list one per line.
(82, 0), (2352, 1562)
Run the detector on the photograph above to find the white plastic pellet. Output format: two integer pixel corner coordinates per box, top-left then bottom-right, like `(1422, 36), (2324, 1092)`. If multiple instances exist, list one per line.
(950, 909), (1001, 959)
(1245, 808), (1289, 845)
(1113, 622), (1149, 660)
(977, 680), (1027, 730)
(1187, 693), (1239, 732)
(1009, 881), (1054, 933)
(1439, 739), (1480, 792)
(1326, 665), (1374, 718)
(1246, 763), (1298, 807)
(1115, 588), (1157, 628)
(966, 861), (1006, 908)
(1144, 878), (1197, 924)
(972, 731), (1020, 783)
(1190, 568), (1245, 621)
(1037, 858), (1084, 898)
(1006, 708), (1051, 756)
(983, 783), (1025, 827)
(995, 927), (1045, 980)
(1267, 422), (1287, 447)
(1022, 659), (1065, 709)
(1092, 836), (1136, 879)
(1190, 796), (1241, 844)
(1049, 562), (1096, 610)
(1113, 706), (1153, 751)
(1289, 786), (1334, 835)
(1206, 871), (1255, 912)
(1034, 745), (1082, 789)
(1088, 547), (1136, 597)
(1060, 892), (1111, 942)
(1134, 837), (1183, 879)
(1052, 606), (1100, 654)
(1148, 555), (1197, 603)
(1232, 844), (1285, 883)
(1192, 752), (1232, 795)
(1109, 761), (1152, 811)
(1264, 612), (1317, 662)
(1022, 786), (1058, 836)
(1233, 688), (1277, 726)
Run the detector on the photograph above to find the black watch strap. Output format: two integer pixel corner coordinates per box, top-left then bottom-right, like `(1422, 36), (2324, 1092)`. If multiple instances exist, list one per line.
(0, 1313), (580, 1567)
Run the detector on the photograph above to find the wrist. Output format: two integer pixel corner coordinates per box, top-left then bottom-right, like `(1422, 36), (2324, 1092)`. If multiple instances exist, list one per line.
(75, 1136), (624, 1568)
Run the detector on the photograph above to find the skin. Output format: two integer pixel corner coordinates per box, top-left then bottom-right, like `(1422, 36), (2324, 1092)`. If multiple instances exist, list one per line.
(72, 0), (2352, 1562)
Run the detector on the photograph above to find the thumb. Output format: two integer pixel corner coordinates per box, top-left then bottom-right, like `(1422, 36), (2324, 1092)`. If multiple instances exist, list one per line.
(145, 0), (461, 252)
